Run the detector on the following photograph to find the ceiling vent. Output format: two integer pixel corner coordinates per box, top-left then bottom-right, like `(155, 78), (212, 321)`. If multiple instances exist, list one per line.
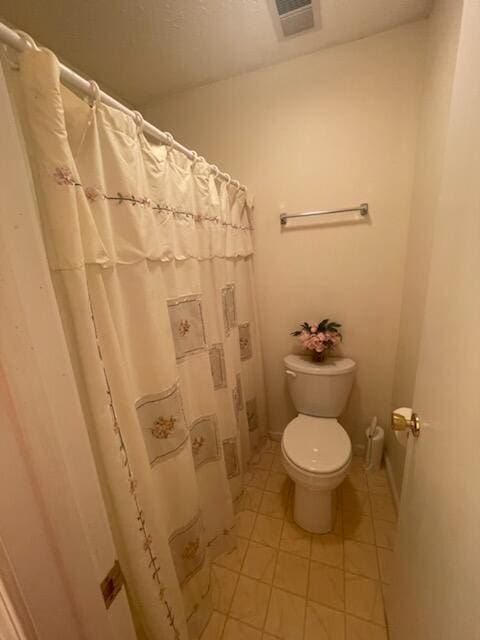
(268, 0), (320, 39)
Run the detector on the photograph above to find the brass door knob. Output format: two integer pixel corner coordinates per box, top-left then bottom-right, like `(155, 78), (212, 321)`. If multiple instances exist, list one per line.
(391, 411), (421, 438)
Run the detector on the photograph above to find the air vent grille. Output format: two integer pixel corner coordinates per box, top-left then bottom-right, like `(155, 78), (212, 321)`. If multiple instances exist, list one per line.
(281, 10), (313, 36)
(268, 0), (319, 39)
(275, 0), (311, 17)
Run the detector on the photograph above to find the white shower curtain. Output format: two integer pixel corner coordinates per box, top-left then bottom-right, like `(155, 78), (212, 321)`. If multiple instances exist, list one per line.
(16, 48), (267, 639)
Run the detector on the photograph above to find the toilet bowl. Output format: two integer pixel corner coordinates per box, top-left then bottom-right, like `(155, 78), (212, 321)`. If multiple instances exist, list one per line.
(281, 354), (356, 534)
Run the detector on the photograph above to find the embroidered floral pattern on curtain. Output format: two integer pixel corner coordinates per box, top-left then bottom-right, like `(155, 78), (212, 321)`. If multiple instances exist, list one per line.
(17, 48), (267, 640)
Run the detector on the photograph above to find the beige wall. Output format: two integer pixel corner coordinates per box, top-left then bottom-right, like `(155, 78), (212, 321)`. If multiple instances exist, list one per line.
(144, 23), (426, 450)
(389, 0), (463, 494)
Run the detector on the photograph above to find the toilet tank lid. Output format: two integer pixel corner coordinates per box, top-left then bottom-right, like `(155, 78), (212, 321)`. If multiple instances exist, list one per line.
(284, 354), (356, 376)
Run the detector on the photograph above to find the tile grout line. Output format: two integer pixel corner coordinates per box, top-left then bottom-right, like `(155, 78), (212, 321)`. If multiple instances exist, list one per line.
(342, 483), (348, 639)
(226, 441), (279, 638)
(222, 464), (260, 638)
(262, 465), (290, 637)
(302, 492), (311, 640)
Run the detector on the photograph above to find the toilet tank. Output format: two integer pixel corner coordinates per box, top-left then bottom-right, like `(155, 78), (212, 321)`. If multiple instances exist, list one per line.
(284, 354), (356, 417)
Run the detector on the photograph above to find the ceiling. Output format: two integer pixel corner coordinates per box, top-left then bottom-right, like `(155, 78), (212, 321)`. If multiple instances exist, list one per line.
(0, 0), (432, 106)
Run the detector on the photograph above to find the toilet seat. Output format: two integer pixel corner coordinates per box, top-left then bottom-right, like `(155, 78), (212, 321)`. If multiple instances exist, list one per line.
(283, 414), (352, 474)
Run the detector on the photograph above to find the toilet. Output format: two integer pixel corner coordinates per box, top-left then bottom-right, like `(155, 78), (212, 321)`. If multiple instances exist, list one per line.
(281, 354), (356, 534)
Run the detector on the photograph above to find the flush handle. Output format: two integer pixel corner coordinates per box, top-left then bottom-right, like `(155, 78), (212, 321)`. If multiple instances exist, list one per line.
(285, 370), (297, 378)
(391, 411), (421, 438)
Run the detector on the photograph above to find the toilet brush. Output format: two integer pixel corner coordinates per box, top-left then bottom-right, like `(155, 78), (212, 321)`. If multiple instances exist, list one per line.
(365, 416), (377, 468)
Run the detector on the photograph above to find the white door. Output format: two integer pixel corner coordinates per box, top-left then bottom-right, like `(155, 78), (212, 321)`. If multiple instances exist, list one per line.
(388, 1), (480, 638)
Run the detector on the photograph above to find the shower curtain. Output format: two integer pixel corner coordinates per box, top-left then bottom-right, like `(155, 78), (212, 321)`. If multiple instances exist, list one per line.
(16, 48), (267, 639)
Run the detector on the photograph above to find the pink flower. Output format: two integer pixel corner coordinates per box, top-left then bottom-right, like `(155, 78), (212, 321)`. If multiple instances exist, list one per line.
(300, 332), (325, 351)
(53, 165), (77, 186)
(84, 186), (103, 202)
(294, 320), (342, 356)
(325, 330), (342, 345)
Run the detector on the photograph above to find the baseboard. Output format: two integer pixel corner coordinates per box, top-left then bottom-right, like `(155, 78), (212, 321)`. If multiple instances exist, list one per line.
(384, 452), (400, 513)
(268, 430), (282, 442)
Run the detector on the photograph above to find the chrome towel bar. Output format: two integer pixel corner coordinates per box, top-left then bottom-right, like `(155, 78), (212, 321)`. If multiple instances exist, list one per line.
(280, 203), (369, 225)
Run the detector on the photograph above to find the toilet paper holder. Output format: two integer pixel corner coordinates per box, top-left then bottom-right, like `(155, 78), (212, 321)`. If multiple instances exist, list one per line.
(391, 410), (421, 438)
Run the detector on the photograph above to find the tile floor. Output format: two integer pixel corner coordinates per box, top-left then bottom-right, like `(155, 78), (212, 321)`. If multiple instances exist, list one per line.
(203, 439), (397, 640)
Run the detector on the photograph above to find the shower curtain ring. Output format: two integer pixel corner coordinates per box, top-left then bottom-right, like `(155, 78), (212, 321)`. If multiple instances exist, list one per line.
(163, 132), (175, 149)
(225, 174), (232, 185)
(132, 110), (144, 135)
(232, 179), (240, 190)
(15, 30), (40, 51)
(88, 80), (101, 108)
(192, 153), (205, 167)
(210, 165), (220, 178)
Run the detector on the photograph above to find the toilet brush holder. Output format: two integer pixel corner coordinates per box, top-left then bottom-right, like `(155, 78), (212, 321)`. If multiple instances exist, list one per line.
(365, 425), (384, 473)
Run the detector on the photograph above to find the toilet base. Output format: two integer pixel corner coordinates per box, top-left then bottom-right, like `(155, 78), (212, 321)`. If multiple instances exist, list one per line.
(293, 484), (334, 534)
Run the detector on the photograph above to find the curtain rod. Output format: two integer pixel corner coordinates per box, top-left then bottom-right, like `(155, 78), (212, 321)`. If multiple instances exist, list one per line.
(0, 21), (246, 193)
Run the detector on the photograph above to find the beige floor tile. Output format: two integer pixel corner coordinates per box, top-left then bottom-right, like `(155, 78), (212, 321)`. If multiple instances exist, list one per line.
(242, 542), (277, 583)
(345, 573), (385, 626)
(377, 548), (393, 584)
(305, 601), (346, 640)
(280, 521), (311, 558)
(211, 565), (239, 613)
(345, 615), (388, 640)
(373, 519), (396, 550)
(311, 534), (344, 568)
(274, 551), (309, 596)
(259, 491), (287, 519)
(333, 510), (343, 536)
(366, 472), (391, 497)
(350, 456), (365, 470)
(344, 469), (368, 493)
(381, 583), (392, 612)
(308, 561), (345, 611)
(265, 471), (289, 494)
(234, 511), (257, 539)
(370, 495), (396, 523)
(344, 541), (379, 580)
(367, 466), (388, 480)
(239, 487), (263, 513)
(285, 496), (295, 523)
(255, 452), (274, 470)
(249, 469), (269, 490)
(265, 440), (281, 455)
(341, 490), (371, 516)
(215, 536), (249, 572)
(264, 587), (306, 640)
(223, 618), (262, 640)
(271, 455), (284, 472)
(200, 611), (226, 640)
(343, 513), (375, 545)
(251, 514), (283, 548)
(230, 576), (270, 630)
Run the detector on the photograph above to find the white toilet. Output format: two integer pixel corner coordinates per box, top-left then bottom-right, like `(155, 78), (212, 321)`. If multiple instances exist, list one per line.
(281, 354), (356, 534)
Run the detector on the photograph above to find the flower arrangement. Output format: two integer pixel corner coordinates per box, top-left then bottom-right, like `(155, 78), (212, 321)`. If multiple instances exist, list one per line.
(291, 319), (342, 363)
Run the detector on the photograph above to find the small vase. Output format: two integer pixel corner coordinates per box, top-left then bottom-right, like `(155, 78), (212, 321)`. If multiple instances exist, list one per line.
(311, 350), (327, 363)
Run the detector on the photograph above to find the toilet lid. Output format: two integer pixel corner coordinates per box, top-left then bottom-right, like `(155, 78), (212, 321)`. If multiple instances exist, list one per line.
(283, 415), (352, 474)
